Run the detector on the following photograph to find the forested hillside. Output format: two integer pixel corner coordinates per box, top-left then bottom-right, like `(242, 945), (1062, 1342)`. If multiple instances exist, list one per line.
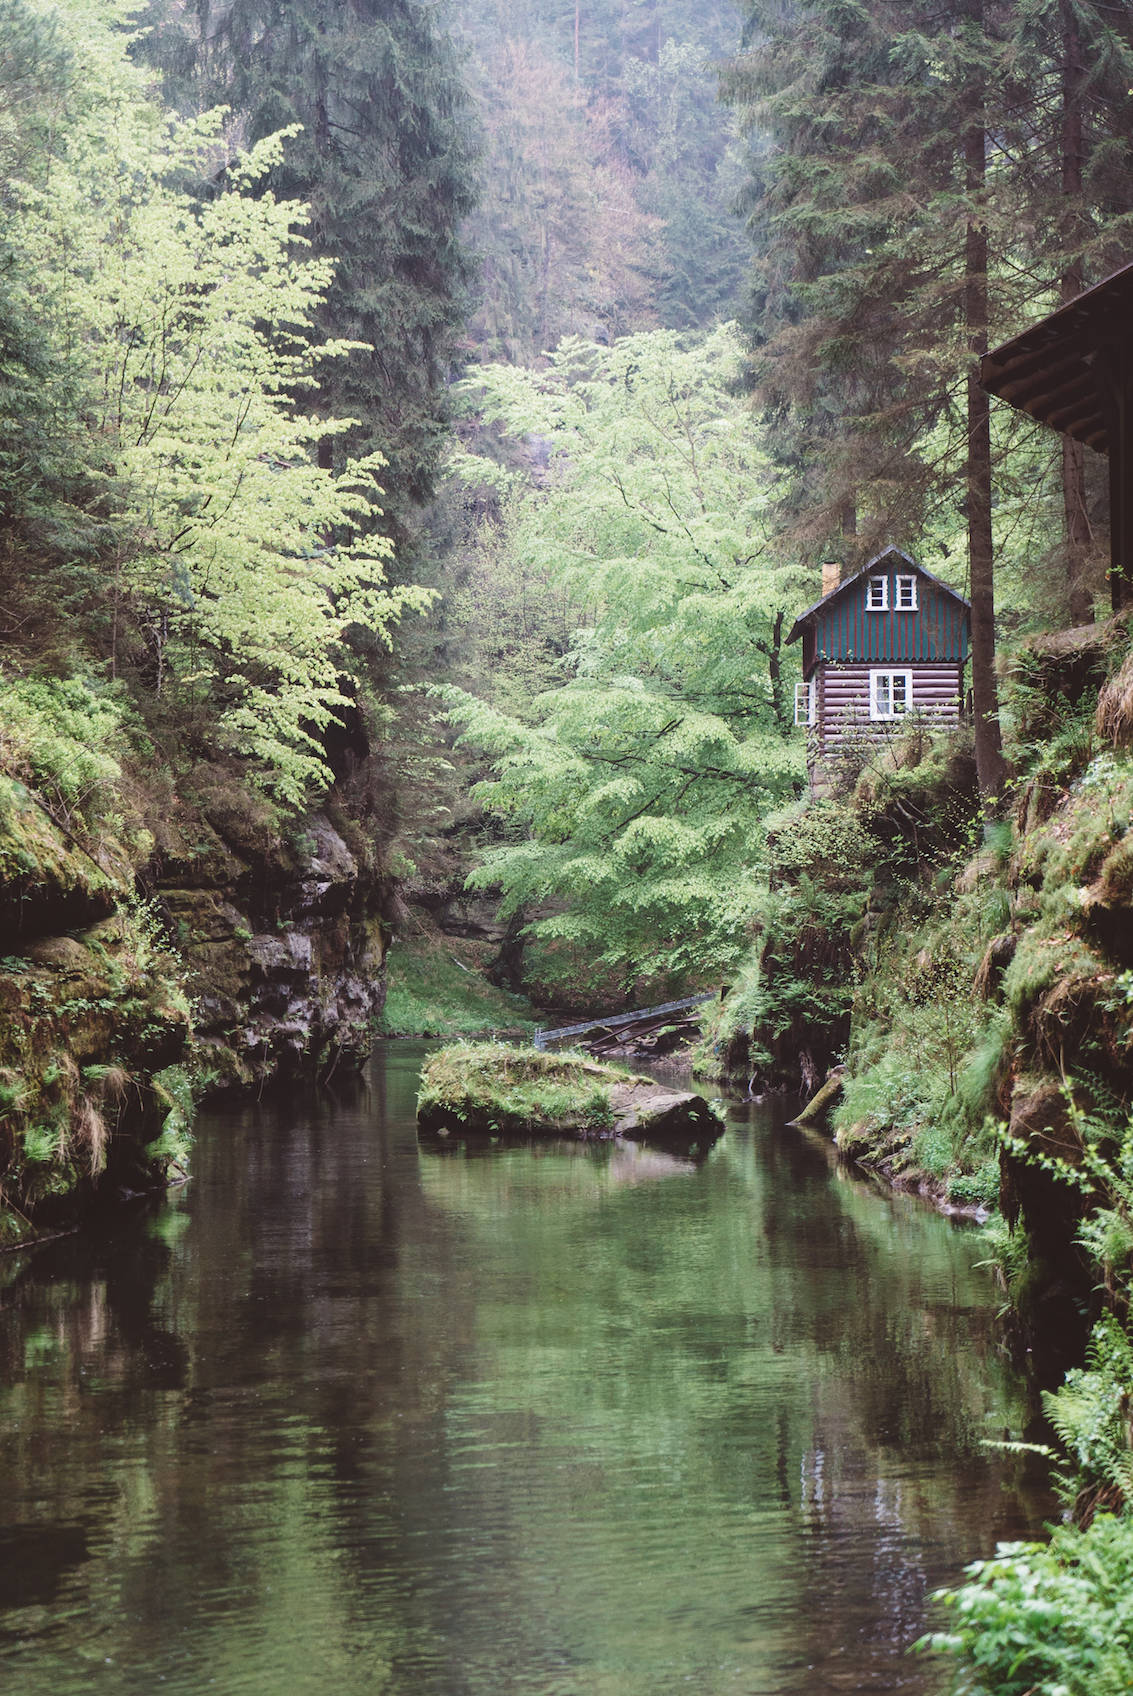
(6, 0), (1133, 1680)
(0, 0), (476, 1234)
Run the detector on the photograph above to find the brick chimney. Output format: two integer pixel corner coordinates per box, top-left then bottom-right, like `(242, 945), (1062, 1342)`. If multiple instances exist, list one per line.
(821, 561), (841, 597)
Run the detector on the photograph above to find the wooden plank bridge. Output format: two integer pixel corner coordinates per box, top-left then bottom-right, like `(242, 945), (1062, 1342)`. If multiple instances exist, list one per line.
(533, 994), (713, 1056)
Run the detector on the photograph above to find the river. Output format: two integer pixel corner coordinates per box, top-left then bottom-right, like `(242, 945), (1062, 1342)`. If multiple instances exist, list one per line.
(0, 1041), (1050, 1695)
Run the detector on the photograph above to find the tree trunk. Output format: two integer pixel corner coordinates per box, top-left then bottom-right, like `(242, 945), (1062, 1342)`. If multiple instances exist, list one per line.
(1061, 0), (1094, 625)
(964, 46), (1009, 802)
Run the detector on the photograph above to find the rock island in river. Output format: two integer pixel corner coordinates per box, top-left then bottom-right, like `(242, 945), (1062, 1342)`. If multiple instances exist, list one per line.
(416, 1042), (724, 1154)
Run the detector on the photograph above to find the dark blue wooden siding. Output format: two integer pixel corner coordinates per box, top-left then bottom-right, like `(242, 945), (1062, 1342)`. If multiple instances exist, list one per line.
(812, 578), (969, 666)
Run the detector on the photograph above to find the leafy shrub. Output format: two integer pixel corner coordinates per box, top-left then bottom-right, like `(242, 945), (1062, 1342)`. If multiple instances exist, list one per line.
(945, 1160), (1000, 1210)
(1044, 1316), (1133, 1521)
(922, 1514), (1133, 1696)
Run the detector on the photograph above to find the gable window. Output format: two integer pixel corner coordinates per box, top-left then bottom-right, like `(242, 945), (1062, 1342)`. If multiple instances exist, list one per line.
(794, 679), (815, 726)
(870, 669), (912, 719)
(865, 576), (888, 611)
(894, 573), (918, 611)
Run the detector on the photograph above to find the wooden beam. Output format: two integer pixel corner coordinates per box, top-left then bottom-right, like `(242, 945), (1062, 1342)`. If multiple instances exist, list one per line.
(1108, 342), (1133, 611)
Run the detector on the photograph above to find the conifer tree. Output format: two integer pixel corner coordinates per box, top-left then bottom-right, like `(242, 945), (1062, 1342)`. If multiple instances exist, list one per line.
(135, 0), (479, 526)
(722, 0), (1133, 796)
(1004, 0), (1133, 623)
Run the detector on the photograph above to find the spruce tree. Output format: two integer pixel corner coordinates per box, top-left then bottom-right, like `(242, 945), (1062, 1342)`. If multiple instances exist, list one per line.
(1005, 0), (1133, 622)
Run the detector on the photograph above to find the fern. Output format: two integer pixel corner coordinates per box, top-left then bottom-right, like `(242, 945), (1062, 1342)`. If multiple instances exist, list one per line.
(1044, 1316), (1133, 1519)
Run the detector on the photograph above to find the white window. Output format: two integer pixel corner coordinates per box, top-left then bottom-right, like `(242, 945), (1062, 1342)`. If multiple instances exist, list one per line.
(894, 573), (918, 611)
(794, 679), (816, 726)
(870, 669), (913, 719)
(865, 575), (888, 611)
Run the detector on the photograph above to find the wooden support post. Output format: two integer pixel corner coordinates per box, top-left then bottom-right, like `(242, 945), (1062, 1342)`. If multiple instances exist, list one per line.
(1109, 344), (1133, 611)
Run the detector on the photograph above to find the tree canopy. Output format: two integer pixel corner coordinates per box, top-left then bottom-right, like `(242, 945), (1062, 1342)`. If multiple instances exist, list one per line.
(3, 0), (429, 805)
(443, 326), (806, 979)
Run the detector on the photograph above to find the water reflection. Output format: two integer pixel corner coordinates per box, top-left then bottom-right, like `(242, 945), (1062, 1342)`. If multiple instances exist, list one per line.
(0, 1043), (1050, 1695)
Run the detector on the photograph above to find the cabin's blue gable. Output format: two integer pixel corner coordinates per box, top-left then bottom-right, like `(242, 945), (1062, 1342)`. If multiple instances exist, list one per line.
(790, 550), (970, 678)
(810, 577), (970, 667)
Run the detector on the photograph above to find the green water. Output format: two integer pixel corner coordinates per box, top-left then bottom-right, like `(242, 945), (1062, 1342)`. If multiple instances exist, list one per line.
(0, 1042), (1049, 1694)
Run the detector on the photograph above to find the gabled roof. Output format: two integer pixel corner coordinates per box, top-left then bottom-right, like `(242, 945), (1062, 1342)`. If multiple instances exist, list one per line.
(786, 547), (971, 645)
(981, 263), (1133, 452)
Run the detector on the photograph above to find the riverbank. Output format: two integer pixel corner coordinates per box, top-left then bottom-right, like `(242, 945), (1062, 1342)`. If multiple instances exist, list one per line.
(701, 624), (1133, 1229)
(0, 1039), (1052, 1696)
(380, 928), (539, 1038)
(1, 715), (399, 1245)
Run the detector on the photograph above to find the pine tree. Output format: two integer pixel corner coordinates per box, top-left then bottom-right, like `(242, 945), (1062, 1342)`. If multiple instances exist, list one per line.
(449, 0), (748, 344)
(1004, 0), (1133, 622)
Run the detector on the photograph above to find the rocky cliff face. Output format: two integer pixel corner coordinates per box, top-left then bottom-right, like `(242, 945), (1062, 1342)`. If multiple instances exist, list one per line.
(156, 800), (392, 1092)
(0, 775), (191, 1245)
(1, 763), (393, 1244)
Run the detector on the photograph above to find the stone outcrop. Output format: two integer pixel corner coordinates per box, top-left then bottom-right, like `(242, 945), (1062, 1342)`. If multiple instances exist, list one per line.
(416, 1042), (724, 1156)
(1, 757), (395, 1241)
(154, 801), (391, 1092)
(1, 777), (191, 1244)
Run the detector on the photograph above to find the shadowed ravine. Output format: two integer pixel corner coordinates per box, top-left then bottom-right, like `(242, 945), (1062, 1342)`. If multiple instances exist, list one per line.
(0, 1042), (1051, 1696)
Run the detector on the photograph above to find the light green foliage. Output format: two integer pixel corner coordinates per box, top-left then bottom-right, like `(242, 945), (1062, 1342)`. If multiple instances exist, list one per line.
(8, 0), (429, 806)
(436, 479), (589, 718)
(0, 674), (126, 835)
(922, 1514), (1133, 1696)
(713, 801), (875, 1069)
(380, 937), (537, 1037)
(136, 0), (478, 518)
(446, 327), (807, 981)
(147, 1064), (195, 1171)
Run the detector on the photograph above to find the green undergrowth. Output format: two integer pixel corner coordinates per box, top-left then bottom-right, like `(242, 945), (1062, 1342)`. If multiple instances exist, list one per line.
(416, 1041), (628, 1134)
(693, 799), (878, 1085)
(381, 933), (538, 1037)
(921, 1511), (1133, 1696)
(831, 875), (1014, 1207)
(925, 1312), (1133, 1694)
(0, 906), (193, 1239)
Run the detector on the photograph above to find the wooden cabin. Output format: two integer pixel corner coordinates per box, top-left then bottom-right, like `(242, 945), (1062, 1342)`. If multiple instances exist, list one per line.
(786, 547), (971, 788)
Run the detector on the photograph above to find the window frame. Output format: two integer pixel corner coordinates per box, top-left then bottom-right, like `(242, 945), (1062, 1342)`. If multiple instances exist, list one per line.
(794, 679), (816, 727)
(869, 668), (913, 720)
(894, 573), (918, 611)
(865, 575), (888, 611)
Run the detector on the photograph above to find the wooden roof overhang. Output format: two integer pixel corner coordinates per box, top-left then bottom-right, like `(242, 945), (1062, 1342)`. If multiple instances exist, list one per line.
(981, 263), (1133, 608)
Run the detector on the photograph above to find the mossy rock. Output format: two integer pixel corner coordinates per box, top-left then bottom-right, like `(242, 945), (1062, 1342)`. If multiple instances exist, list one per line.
(417, 1042), (724, 1155)
(0, 905), (191, 1233)
(0, 776), (119, 943)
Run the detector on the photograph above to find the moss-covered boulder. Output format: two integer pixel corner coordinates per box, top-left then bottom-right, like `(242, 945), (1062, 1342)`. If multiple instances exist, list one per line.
(0, 775), (118, 943)
(0, 902), (192, 1242)
(417, 1042), (724, 1154)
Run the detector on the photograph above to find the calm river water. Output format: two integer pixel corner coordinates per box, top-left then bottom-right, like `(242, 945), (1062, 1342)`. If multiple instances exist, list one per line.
(0, 1041), (1051, 1696)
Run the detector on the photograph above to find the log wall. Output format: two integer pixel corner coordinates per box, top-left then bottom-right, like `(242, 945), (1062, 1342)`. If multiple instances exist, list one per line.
(810, 662), (965, 764)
